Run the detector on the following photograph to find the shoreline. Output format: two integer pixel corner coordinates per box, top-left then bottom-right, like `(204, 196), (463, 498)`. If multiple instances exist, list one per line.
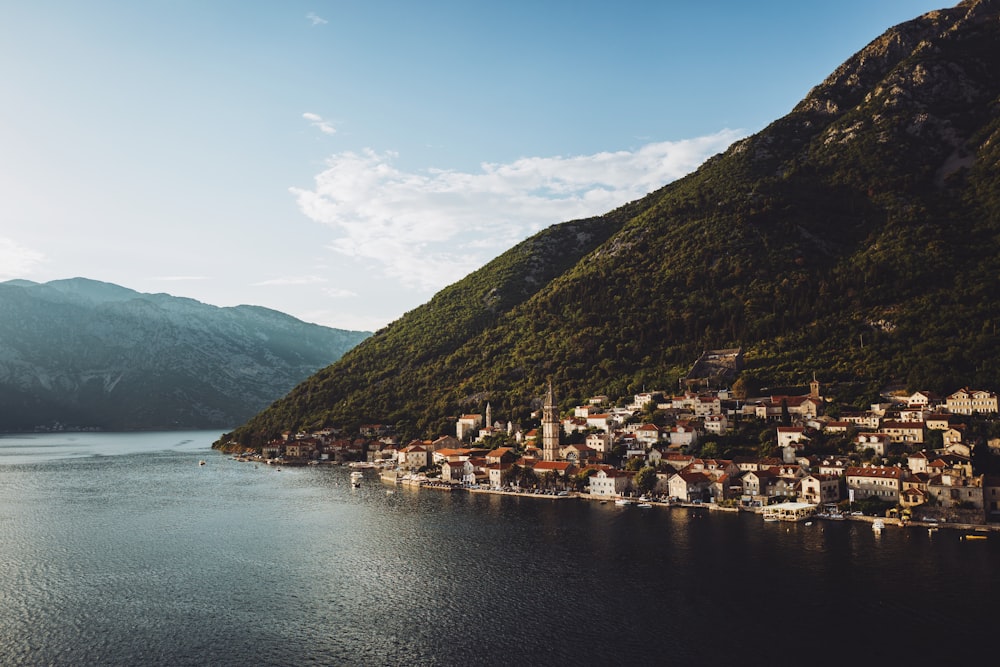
(229, 456), (999, 535)
(374, 472), (999, 533)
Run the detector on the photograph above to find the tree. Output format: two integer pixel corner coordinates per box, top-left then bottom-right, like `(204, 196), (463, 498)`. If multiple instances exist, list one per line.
(481, 431), (517, 450)
(700, 441), (719, 459)
(633, 466), (658, 495)
(573, 468), (597, 492)
(924, 429), (944, 451)
(502, 464), (521, 488)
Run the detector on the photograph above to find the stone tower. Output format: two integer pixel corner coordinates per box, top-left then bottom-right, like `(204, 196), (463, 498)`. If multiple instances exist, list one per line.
(486, 402), (492, 429)
(809, 373), (820, 400)
(542, 380), (560, 462)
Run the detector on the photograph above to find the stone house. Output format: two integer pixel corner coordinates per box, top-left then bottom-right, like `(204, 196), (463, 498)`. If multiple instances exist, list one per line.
(776, 427), (809, 450)
(398, 444), (429, 470)
(669, 421), (699, 449)
(486, 462), (511, 489)
(741, 469), (779, 502)
(855, 432), (890, 457)
(666, 471), (713, 502)
(704, 414), (728, 435)
(926, 474), (984, 509)
(845, 466), (902, 504)
(879, 421), (925, 446)
(945, 388), (998, 415)
(799, 474), (841, 505)
(635, 424), (663, 446)
(589, 469), (632, 498)
(441, 459), (473, 484)
(585, 432), (611, 457)
(694, 395), (722, 417)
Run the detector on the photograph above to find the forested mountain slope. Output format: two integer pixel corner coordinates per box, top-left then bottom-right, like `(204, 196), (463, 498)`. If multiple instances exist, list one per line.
(223, 0), (1000, 446)
(0, 278), (370, 430)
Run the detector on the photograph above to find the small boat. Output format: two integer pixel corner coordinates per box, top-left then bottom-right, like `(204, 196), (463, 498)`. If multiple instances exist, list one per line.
(963, 534), (987, 541)
(637, 503), (653, 509)
(763, 517), (779, 523)
(350, 471), (364, 488)
(198, 460), (206, 466)
(872, 519), (885, 531)
(804, 521), (813, 526)
(615, 498), (633, 507)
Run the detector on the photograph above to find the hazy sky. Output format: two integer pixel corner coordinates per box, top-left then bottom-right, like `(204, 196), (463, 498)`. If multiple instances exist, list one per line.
(0, 0), (948, 331)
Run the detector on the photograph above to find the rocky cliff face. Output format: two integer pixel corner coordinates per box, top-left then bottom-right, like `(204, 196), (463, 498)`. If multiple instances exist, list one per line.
(0, 278), (370, 430)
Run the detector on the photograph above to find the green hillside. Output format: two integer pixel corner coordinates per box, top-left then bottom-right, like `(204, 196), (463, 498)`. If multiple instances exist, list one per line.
(220, 0), (1000, 447)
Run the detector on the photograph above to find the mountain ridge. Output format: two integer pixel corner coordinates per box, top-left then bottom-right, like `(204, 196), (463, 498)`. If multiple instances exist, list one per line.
(221, 0), (1000, 447)
(0, 278), (371, 431)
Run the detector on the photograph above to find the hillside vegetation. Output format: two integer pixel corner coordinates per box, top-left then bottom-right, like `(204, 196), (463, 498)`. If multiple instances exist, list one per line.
(222, 0), (1000, 446)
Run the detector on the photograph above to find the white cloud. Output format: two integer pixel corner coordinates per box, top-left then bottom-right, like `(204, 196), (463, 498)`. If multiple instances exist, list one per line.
(302, 112), (336, 135)
(0, 237), (45, 279)
(305, 12), (328, 26)
(151, 275), (209, 282)
(291, 129), (745, 293)
(252, 275), (328, 287)
(323, 287), (358, 299)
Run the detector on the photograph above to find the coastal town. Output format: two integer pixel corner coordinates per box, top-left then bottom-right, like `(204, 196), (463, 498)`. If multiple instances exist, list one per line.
(235, 350), (1000, 532)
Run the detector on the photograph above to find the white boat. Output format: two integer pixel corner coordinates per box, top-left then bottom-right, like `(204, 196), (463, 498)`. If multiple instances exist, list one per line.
(872, 519), (885, 531)
(350, 471), (364, 488)
(198, 460), (206, 466)
(637, 503), (653, 509)
(615, 498), (633, 506)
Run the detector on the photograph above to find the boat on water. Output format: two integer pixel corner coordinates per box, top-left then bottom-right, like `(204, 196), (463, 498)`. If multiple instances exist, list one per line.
(350, 471), (364, 488)
(637, 503), (653, 509)
(872, 519), (885, 531)
(198, 460), (206, 466)
(962, 534), (987, 541)
(615, 499), (634, 507)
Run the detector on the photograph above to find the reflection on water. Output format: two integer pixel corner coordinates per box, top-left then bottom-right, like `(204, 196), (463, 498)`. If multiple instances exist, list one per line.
(0, 431), (211, 465)
(1, 432), (998, 666)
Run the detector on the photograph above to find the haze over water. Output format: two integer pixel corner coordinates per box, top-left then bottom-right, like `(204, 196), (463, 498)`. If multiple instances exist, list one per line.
(1, 432), (996, 666)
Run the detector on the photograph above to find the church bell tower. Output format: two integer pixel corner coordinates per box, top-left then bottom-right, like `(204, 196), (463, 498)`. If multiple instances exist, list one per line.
(542, 380), (560, 462)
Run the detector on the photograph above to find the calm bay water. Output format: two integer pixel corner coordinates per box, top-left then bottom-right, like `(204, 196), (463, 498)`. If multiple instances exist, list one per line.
(1, 431), (997, 666)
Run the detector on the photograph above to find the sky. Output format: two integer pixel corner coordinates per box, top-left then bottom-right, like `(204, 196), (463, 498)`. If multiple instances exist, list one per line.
(0, 0), (950, 332)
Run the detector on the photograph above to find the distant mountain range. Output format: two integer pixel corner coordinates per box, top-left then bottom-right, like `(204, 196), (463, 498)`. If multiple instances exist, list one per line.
(223, 0), (1000, 446)
(0, 278), (370, 431)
